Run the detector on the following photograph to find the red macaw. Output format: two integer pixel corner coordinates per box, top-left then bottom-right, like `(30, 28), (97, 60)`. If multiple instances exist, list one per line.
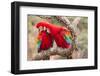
(36, 28), (53, 52)
(35, 21), (72, 52)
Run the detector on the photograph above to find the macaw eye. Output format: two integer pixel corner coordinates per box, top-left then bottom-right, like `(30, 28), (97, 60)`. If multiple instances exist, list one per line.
(38, 26), (44, 32)
(47, 28), (50, 33)
(44, 27), (47, 31)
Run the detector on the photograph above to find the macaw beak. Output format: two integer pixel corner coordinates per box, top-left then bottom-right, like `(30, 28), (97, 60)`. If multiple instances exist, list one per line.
(38, 26), (42, 32)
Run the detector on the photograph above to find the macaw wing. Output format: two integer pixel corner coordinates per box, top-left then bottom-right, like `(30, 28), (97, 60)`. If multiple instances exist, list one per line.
(63, 31), (72, 44)
(36, 31), (53, 52)
(54, 30), (72, 49)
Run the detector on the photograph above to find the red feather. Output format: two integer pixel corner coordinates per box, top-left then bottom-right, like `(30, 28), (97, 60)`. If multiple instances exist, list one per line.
(37, 30), (53, 52)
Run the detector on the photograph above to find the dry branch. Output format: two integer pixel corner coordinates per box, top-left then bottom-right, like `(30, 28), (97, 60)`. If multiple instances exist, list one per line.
(32, 48), (73, 60)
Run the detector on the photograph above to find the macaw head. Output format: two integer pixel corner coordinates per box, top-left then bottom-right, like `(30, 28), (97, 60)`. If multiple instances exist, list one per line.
(35, 21), (70, 35)
(36, 21), (50, 28)
(35, 21), (51, 33)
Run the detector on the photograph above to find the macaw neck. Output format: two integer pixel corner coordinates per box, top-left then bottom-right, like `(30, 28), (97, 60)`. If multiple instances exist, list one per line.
(47, 24), (63, 35)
